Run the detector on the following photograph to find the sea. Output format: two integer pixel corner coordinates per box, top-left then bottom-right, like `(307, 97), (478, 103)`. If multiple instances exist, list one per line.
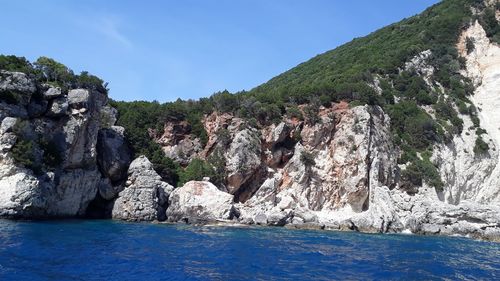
(0, 220), (498, 280)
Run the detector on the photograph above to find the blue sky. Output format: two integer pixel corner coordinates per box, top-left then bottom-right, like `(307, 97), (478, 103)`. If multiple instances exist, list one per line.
(0, 0), (439, 102)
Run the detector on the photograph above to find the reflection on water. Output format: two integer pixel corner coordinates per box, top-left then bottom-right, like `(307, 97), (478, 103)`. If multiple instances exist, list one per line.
(0, 220), (499, 280)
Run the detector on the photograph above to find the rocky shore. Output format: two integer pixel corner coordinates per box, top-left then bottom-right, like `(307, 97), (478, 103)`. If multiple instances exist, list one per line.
(1, 61), (499, 241)
(1, 1), (500, 242)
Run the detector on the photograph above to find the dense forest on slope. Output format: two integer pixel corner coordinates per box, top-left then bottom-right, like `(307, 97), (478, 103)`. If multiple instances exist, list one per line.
(2, 0), (499, 189)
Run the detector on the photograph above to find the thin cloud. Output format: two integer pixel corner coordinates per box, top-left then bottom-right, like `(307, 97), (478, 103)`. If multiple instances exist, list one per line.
(96, 16), (133, 48)
(72, 13), (133, 49)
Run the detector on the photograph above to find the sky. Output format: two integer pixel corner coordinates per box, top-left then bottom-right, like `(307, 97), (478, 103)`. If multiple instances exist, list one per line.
(0, 0), (440, 102)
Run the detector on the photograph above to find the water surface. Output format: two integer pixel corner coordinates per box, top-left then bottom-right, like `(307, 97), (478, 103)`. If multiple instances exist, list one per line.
(0, 220), (498, 280)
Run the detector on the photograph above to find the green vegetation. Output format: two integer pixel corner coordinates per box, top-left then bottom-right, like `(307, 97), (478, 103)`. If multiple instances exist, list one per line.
(10, 120), (64, 174)
(0, 90), (22, 105)
(11, 138), (39, 173)
(286, 105), (303, 120)
(0, 55), (108, 97)
(10, 121), (41, 174)
(303, 98), (321, 125)
(178, 158), (217, 186)
(300, 151), (316, 167)
(479, 6), (500, 43)
(466, 37), (475, 54)
(400, 150), (444, 192)
(216, 128), (231, 147)
(388, 101), (442, 151)
(0, 55), (35, 74)
(109, 100), (179, 185)
(474, 137), (490, 156)
(249, 0), (474, 104)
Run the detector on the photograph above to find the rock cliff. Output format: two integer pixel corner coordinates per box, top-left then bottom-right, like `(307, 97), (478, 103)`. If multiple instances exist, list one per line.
(0, 70), (128, 218)
(1, 0), (500, 241)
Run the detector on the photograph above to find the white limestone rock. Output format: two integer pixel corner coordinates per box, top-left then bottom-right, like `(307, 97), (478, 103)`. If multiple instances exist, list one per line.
(112, 156), (173, 221)
(47, 97), (68, 117)
(166, 181), (235, 223)
(225, 128), (262, 198)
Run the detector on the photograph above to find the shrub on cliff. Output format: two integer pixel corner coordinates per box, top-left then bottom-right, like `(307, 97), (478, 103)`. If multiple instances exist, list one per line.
(178, 158), (217, 187)
(0, 55), (34, 74)
(11, 138), (40, 174)
(300, 151), (316, 167)
(387, 101), (441, 151)
(34, 56), (74, 85)
(480, 7), (500, 44)
(401, 152), (443, 192)
(10, 121), (42, 174)
(474, 137), (489, 156)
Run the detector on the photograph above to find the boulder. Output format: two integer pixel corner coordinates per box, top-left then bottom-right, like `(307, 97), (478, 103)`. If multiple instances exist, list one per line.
(43, 87), (62, 100)
(162, 137), (203, 166)
(166, 181), (235, 223)
(0, 171), (45, 218)
(0, 117), (17, 134)
(100, 105), (118, 128)
(97, 126), (131, 182)
(68, 89), (90, 108)
(0, 71), (36, 106)
(269, 122), (290, 144)
(112, 156), (173, 221)
(47, 97), (68, 117)
(254, 213), (267, 225)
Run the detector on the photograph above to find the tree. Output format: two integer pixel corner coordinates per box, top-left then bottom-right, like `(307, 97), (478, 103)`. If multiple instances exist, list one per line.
(466, 37), (475, 54)
(211, 90), (238, 113)
(0, 55), (34, 74)
(34, 56), (74, 84)
(76, 71), (107, 93)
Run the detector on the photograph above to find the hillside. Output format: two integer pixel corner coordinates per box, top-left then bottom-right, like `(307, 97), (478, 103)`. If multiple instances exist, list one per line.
(110, 0), (500, 190)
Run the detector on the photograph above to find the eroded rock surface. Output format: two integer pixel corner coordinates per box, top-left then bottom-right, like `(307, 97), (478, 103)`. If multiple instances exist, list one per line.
(112, 156), (173, 221)
(97, 126), (131, 183)
(0, 70), (128, 218)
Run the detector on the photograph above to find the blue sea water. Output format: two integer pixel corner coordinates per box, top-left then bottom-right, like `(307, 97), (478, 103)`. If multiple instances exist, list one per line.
(0, 220), (498, 281)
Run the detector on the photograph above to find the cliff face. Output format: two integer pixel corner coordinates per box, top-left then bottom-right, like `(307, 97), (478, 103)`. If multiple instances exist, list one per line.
(157, 99), (500, 240)
(152, 8), (500, 240)
(0, 71), (130, 218)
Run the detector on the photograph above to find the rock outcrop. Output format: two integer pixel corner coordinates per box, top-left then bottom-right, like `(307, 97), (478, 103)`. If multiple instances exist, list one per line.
(166, 181), (235, 223)
(112, 156), (173, 221)
(0, 71), (128, 218)
(230, 104), (398, 226)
